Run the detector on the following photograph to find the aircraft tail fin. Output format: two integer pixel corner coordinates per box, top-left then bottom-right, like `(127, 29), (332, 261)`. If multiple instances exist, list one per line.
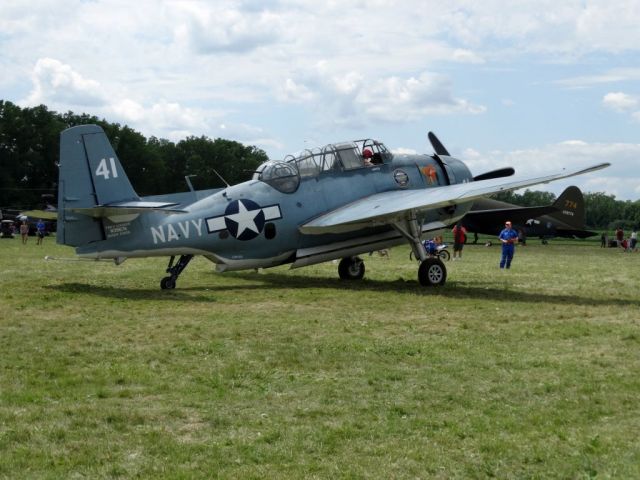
(549, 186), (586, 230)
(57, 125), (140, 247)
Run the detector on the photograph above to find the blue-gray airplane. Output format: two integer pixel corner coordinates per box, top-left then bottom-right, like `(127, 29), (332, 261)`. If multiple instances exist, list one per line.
(56, 126), (608, 288)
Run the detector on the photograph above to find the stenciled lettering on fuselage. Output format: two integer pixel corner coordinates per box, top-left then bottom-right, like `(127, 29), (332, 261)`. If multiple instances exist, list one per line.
(150, 219), (204, 245)
(206, 199), (282, 241)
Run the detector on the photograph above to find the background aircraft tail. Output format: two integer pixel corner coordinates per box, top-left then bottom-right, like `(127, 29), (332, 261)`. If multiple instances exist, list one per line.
(57, 125), (140, 247)
(549, 186), (586, 230)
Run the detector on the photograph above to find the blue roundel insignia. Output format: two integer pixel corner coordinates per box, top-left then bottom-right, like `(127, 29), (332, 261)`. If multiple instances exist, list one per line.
(393, 169), (409, 187)
(205, 200), (282, 240)
(224, 199), (265, 241)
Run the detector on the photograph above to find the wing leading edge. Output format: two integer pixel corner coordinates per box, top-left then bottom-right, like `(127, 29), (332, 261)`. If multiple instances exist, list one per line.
(300, 162), (609, 234)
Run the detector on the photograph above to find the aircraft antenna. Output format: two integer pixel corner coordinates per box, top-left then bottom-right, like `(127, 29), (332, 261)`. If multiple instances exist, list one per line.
(212, 168), (231, 187)
(185, 175), (197, 192)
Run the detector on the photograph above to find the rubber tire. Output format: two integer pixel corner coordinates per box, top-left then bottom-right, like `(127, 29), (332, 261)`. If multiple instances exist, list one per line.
(338, 257), (365, 280)
(160, 276), (176, 290)
(438, 250), (451, 262)
(418, 258), (447, 286)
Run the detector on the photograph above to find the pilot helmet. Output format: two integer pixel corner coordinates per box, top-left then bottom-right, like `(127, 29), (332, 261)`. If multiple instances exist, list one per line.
(363, 148), (373, 159)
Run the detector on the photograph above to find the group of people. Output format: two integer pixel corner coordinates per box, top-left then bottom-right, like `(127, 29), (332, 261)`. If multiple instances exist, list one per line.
(18, 219), (47, 245)
(601, 227), (638, 252)
(449, 221), (521, 269)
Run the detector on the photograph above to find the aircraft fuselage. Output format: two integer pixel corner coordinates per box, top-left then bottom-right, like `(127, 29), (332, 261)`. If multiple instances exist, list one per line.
(76, 153), (474, 270)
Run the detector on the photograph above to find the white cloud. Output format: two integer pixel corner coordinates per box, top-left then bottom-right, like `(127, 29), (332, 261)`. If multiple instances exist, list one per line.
(461, 140), (640, 200)
(451, 49), (485, 64)
(602, 92), (639, 113)
(3, 0), (640, 198)
(23, 58), (106, 107)
(357, 73), (486, 121)
(173, 3), (283, 54)
(278, 78), (315, 103)
(555, 69), (640, 89)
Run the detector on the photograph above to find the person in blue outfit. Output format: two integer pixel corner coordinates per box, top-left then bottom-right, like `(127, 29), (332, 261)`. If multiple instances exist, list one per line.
(498, 221), (519, 269)
(36, 219), (46, 245)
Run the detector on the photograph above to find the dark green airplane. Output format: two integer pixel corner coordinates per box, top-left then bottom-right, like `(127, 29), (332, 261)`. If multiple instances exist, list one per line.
(460, 186), (597, 242)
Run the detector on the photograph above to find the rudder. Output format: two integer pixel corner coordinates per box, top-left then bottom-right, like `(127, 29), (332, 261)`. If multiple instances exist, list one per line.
(550, 186), (586, 229)
(57, 125), (139, 247)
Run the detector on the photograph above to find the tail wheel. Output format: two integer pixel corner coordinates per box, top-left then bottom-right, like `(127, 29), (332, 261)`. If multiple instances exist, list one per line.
(418, 258), (447, 286)
(338, 257), (365, 280)
(160, 276), (176, 289)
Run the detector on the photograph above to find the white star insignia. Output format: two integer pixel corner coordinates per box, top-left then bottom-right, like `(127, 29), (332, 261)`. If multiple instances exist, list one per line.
(226, 200), (261, 236)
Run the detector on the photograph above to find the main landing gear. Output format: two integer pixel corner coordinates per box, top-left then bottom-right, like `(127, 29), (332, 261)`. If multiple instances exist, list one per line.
(160, 254), (193, 289)
(338, 256), (365, 280)
(392, 212), (447, 287)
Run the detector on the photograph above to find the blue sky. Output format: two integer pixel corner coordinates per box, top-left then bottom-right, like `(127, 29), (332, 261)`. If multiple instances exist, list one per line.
(1, 0), (639, 199)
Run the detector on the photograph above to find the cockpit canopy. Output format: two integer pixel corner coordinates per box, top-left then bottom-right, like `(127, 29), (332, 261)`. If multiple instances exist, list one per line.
(253, 139), (392, 193)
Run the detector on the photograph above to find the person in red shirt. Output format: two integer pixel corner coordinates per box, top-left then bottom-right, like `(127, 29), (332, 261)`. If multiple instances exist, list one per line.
(451, 223), (467, 260)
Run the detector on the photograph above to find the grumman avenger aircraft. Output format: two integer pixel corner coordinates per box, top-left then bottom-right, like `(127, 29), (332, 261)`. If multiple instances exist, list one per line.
(56, 125), (608, 288)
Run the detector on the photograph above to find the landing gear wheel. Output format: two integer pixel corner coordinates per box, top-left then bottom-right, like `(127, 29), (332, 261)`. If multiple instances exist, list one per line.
(438, 250), (451, 262)
(160, 276), (176, 290)
(160, 254), (193, 290)
(338, 257), (365, 280)
(418, 258), (447, 286)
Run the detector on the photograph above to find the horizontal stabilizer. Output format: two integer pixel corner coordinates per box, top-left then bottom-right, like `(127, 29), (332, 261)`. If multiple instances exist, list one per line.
(69, 201), (186, 218)
(467, 205), (556, 220)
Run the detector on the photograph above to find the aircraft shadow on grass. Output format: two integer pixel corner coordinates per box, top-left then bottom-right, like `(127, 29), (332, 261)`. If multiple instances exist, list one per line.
(230, 271), (640, 308)
(51, 273), (639, 309)
(49, 283), (216, 303)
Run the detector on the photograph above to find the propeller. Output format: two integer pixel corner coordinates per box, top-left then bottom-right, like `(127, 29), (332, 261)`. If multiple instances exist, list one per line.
(473, 167), (515, 181)
(428, 131), (515, 182)
(428, 131), (450, 156)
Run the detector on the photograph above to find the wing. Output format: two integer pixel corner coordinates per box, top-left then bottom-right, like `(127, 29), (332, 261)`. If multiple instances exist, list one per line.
(300, 162), (609, 234)
(465, 205), (557, 225)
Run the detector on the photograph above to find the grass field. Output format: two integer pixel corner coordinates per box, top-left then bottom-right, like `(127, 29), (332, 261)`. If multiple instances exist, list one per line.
(1, 235), (639, 479)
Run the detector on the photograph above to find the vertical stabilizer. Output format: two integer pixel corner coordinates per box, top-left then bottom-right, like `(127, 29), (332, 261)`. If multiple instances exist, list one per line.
(57, 125), (140, 247)
(550, 186), (586, 229)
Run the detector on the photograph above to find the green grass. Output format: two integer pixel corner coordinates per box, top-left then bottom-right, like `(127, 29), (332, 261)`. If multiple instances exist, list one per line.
(1, 235), (639, 479)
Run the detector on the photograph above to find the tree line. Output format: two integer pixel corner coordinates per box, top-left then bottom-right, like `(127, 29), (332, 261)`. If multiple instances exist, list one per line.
(0, 100), (268, 210)
(1, 100), (638, 228)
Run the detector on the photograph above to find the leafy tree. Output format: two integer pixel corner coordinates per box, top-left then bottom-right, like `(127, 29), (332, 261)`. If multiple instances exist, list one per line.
(0, 100), (268, 209)
(0, 99), (636, 232)
(492, 189), (556, 207)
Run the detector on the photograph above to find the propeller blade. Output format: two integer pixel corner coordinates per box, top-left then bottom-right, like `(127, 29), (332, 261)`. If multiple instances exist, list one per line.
(428, 131), (450, 156)
(473, 167), (515, 181)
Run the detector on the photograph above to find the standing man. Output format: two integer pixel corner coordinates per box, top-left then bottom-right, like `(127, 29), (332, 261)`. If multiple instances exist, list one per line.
(451, 223), (467, 260)
(499, 221), (519, 269)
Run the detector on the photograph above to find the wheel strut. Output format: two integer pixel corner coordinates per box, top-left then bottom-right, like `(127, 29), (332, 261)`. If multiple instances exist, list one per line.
(160, 254), (194, 289)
